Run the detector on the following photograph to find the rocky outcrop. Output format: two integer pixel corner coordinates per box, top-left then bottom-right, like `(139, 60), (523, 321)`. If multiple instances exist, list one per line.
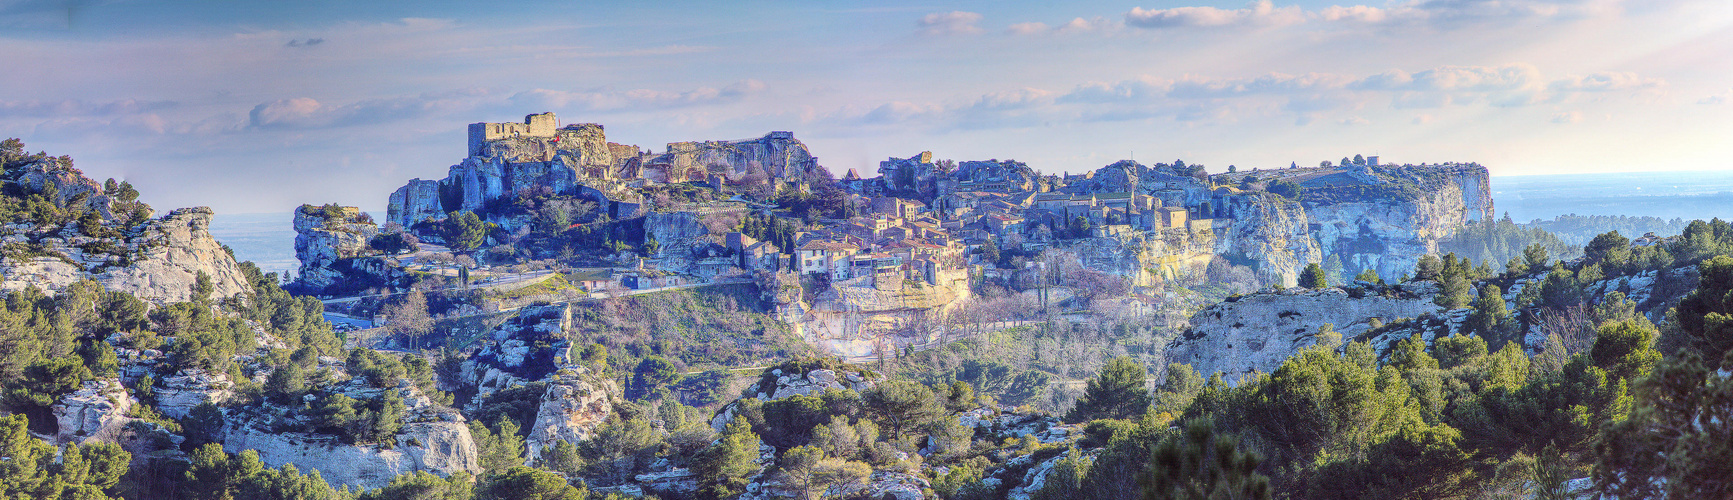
(457, 304), (573, 407)
(1214, 193), (1320, 286)
(52, 379), (137, 444)
(1303, 164), (1495, 281)
(223, 420), (481, 490)
(1165, 283), (1443, 381)
(645, 131), (821, 187)
(0, 206), (250, 304)
(801, 275), (968, 357)
(292, 205), (380, 292)
(152, 368), (233, 419)
(525, 369), (615, 463)
(0, 156), (248, 304)
(99, 207), (250, 303)
(387, 179), (442, 228)
(17, 158), (109, 214)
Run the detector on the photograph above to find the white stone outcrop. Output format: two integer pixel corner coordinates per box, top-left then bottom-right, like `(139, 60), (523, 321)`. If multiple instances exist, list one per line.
(152, 368), (233, 419)
(101, 207), (251, 303)
(525, 369), (615, 463)
(292, 205), (380, 292)
(223, 420), (481, 490)
(52, 379), (137, 444)
(1166, 283), (1443, 381)
(0, 206), (250, 304)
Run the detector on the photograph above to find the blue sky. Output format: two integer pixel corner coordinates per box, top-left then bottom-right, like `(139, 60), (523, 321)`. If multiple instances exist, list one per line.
(1, 0), (1728, 213)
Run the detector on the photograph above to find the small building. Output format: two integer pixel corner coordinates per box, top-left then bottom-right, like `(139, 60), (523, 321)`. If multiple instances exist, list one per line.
(1159, 207), (1189, 229)
(797, 240), (860, 277)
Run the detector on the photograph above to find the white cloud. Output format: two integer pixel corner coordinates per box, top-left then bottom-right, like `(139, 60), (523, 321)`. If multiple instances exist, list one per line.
(1700, 89), (1733, 105)
(1551, 110), (1584, 123)
(1125, 1), (1304, 29)
(249, 89), (498, 129)
(1059, 17), (1119, 33)
(918, 11), (984, 36)
(1548, 72), (1665, 92)
(1316, 5), (1394, 23)
(1006, 22), (1048, 35)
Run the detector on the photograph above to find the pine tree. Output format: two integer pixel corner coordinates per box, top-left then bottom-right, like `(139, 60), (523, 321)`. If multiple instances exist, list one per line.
(1467, 284), (1509, 336)
(696, 416), (763, 498)
(1300, 263), (1329, 289)
(1678, 255), (1733, 367)
(1144, 419), (1271, 500)
(1437, 275), (1472, 309)
(1066, 356), (1151, 422)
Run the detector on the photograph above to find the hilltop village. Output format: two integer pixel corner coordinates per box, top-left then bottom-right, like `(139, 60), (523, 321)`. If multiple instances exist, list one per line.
(293, 112), (1493, 356)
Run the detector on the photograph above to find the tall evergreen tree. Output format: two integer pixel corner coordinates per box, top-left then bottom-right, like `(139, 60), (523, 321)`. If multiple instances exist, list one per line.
(1144, 419), (1271, 500)
(1067, 356), (1151, 422)
(1300, 263), (1329, 289)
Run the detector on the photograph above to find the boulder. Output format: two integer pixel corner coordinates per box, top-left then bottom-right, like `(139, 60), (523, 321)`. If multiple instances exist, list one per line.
(52, 379), (136, 444)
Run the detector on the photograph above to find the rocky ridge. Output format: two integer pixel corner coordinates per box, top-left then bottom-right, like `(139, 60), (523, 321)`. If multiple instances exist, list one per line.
(0, 155), (249, 304)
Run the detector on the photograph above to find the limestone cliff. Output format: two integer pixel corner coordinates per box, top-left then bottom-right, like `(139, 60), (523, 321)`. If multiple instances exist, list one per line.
(1301, 164), (1495, 281)
(292, 204), (378, 291)
(0, 207), (251, 304)
(800, 272), (969, 358)
(1212, 192), (1320, 286)
(98, 207), (251, 303)
(1165, 283), (1443, 380)
(1187, 163), (1494, 286)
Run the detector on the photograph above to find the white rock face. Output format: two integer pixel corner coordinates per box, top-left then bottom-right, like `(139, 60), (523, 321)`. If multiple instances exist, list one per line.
(292, 205), (379, 292)
(152, 368), (233, 419)
(0, 207), (250, 304)
(1217, 195), (1321, 287)
(803, 276), (968, 358)
(1166, 284), (1443, 381)
(102, 207), (251, 303)
(386, 179), (443, 229)
(223, 421), (481, 490)
(0, 257), (86, 295)
(843, 471), (930, 500)
(52, 379), (136, 444)
(1008, 452), (1075, 500)
(525, 370), (615, 463)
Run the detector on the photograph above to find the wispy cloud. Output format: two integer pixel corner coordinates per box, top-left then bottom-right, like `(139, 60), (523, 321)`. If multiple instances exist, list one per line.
(918, 11), (984, 36)
(1125, 1), (1303, 29)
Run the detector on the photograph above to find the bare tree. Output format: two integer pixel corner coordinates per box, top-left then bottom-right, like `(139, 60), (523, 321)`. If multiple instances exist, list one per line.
(381, 291), (434, 351)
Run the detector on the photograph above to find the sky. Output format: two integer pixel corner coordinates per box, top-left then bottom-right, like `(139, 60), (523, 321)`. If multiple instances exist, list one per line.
(0, 0), (1728, 214)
